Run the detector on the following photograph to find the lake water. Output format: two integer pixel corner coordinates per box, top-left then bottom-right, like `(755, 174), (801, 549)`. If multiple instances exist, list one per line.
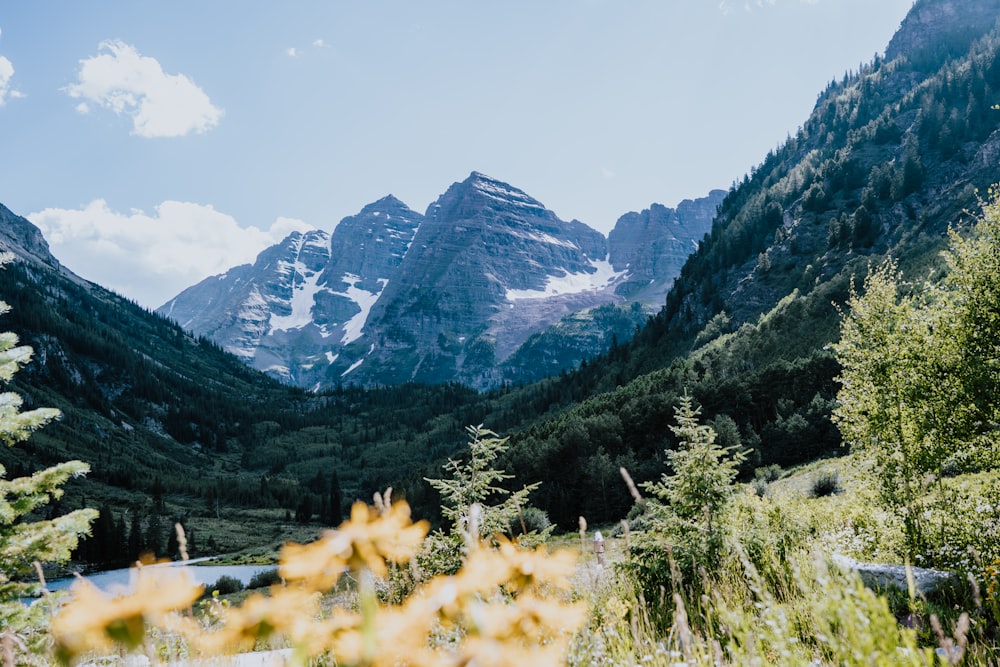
(45, 561), (278, 594)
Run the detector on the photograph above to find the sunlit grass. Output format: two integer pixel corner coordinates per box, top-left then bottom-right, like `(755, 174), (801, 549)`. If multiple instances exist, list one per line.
(11, 457), (1000, 665)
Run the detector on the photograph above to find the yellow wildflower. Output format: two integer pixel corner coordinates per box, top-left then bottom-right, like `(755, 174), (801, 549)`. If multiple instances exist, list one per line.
(51, 566), (202, 664)
(280, 501), (429, 586)
(194, 586), (322, 655)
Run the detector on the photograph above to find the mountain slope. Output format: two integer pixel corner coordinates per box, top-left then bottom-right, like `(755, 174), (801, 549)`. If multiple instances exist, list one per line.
(0, 200), (492, 556)
(161, 197), (423, 388)
(159, 175), (721, 390)
(498, 0), (1000, 528)
(347, 172), (621, 387)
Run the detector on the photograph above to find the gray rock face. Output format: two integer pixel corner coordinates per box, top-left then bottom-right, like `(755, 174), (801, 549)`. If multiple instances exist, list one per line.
(884, 0), (1000, 63)
(342, 172), (622, 387)
(161, 229), (335, 383)
(0, 203), (92, 290)
(157, 173), (717, 390)
(608, 190), (725, 305)
(0, 203), (61, 270)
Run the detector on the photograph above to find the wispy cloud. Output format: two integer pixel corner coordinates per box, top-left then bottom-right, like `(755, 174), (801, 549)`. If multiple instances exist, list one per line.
(65, 40), (223, 137)
(29, 200), (312, 308)
(285, 38), (330, 57)
(719, 0), (785, 13)
(0, 55), (18, 104)
(0, 26), (24, 105)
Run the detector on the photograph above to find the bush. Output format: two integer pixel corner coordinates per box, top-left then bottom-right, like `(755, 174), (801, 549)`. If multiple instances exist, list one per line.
(754, 464), (783, 483)
(207, 574), (244, 596)
(247, 568), (281, 589)
(509, 506), (551, 535)
(810, 470), (840, 498)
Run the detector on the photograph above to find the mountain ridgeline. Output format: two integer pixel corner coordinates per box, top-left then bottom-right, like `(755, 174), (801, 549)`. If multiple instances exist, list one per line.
(158, 173), (723, 391)
(498, 0), (1000, 527)
(2, 0), (1000, 555)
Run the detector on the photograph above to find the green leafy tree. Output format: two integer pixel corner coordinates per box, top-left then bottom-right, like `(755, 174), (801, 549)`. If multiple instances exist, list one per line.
(832, 188), (1000, 556)
(0, 256), (97, 659)
(831, 259), (946, 551)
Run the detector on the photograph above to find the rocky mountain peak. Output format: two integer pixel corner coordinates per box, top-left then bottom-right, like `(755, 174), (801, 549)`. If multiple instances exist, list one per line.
(427, 171), (553, 223)
(884, 0), (1000, 63)
(0, 203), (61, 271)
(607, 189), (724, 304)
(158, 173), (718, 389)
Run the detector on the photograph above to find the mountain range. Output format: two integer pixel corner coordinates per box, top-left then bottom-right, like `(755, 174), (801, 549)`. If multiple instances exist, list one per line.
(158, 174), (722, 390)
(2, 0), (1000, 550)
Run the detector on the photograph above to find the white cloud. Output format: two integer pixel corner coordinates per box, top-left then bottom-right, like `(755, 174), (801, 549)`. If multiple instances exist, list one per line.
(29, 200), (314, 308)
(0, 55), (22, 105)
(65, 40), (223, 138)
(287, 39), (330, 58)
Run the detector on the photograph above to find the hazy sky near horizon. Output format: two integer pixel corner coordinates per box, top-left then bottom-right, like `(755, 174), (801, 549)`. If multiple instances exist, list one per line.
(0, 1), (914, 308)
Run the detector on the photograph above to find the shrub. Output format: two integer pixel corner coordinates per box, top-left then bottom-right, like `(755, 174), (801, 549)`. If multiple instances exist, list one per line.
(207, 575), (244, 596)
(247, 568), (281, 589)
(810, 469), (841, 497)
(509, 506), (551, 535)
(754, 463), (783, 483)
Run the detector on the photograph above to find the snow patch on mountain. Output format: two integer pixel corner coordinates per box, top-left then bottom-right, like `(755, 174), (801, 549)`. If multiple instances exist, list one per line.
(341, 344), (376, 377)
(509, 229), (579, 249)
(505, 259), (626, 301)
(269, 266), (323, 332)
(340, 275), (387, 344)
(471, 173), (545, 210)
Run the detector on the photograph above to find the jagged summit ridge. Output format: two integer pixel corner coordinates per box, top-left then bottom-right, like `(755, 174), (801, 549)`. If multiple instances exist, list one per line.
(157, 172), (720, 389)
(884, 0), (1000, 63)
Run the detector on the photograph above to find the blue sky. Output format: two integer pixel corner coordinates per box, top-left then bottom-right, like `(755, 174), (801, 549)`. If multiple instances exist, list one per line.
(0, 1), (913, 308)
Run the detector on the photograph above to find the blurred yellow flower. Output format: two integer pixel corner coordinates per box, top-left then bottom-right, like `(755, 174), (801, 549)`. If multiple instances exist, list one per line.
(281, 501), (429, 586)
(195, 587), (321, 655)
(51, 566), (202, 663)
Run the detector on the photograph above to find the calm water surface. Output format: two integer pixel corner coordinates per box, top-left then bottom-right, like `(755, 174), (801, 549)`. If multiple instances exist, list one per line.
(46, 560), (277, 594)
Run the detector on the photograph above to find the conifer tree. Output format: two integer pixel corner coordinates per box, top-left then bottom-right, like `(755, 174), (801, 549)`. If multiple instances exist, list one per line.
(642, 394), (745, 572)
(0, 254), (97, 653)
(330, 470), (343, 526)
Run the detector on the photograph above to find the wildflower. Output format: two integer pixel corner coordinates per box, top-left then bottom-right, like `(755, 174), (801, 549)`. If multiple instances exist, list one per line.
(50, 566), (202, 664)
(194, 587), (322, 655)
(280, 501), (429, 587)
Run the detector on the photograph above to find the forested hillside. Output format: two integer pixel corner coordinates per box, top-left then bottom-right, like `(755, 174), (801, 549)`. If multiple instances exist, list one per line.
(4, 0), (1000, 559)
(0, 247), (490, 563)
(495, 5), (1000, 527)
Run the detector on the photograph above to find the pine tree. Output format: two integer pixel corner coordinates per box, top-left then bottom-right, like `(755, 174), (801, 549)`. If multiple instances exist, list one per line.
(634, 394), (746, 587)
(330, 471), (343, 526)
(0, 255), (97, 653)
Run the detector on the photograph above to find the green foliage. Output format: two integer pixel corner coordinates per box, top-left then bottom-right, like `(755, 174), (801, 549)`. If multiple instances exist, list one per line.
(809, 469), (841, 498)
(0, 263), (97, 660)
(629, 395), (746, 601)
(755, 463), (784, 483)
(833, 188), (1000, 559)
(205, 574), (244, 596)
(420, 425), (549, 577)
(246, 568), (281, 590)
